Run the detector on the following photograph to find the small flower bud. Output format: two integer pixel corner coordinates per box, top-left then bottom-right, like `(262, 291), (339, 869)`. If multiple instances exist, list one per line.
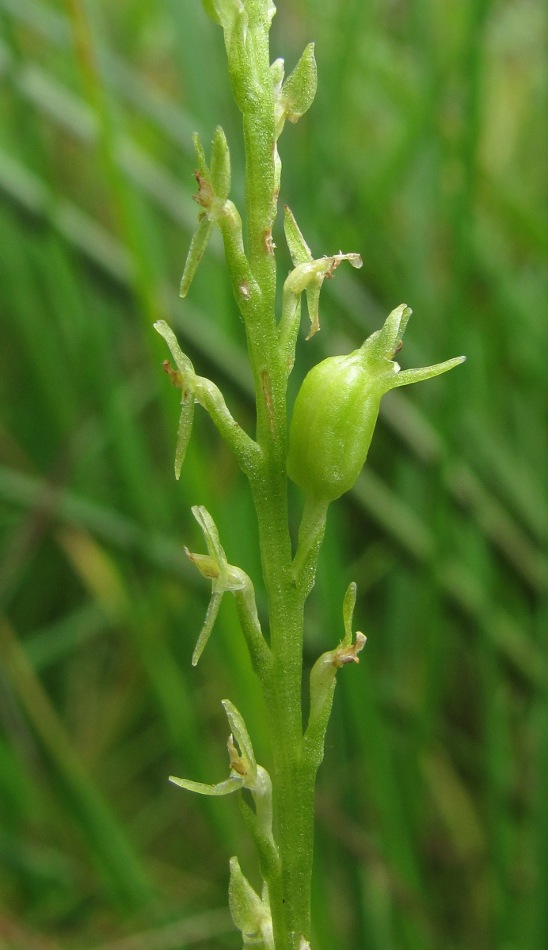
(229, 857), (274, 948)
(305, 583), (366, 762)
(228, 856), (265, 939)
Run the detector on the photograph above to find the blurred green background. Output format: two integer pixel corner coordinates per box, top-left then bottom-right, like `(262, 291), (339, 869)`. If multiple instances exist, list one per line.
(1, 0), (547, 948)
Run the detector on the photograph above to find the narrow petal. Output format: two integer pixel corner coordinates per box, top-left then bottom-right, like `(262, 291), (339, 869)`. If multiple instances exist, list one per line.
(180, 217), (213, 298)
(389, 355), (466, 390)
(192, 590), (223, 666)
(175, 394), (194, 480)
(169, 774), (242, 796)
(154, 320), (195, 377)
(222, 699), (257, 784)
(284, 205), (313, 265)
(191, 505), (226, 564)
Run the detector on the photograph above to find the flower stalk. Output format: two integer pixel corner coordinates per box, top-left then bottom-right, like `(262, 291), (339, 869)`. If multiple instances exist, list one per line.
(156, 2), (464, 947)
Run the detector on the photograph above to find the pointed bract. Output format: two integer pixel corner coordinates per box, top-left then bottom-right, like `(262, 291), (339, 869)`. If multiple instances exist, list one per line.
(281, 43), (317, 124)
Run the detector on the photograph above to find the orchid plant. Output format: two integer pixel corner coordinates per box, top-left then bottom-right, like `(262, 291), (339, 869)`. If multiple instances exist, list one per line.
(154, 2), (464, 947)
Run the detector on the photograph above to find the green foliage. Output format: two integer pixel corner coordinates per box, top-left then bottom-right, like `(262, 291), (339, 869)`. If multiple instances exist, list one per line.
(1, 0), (547, 948)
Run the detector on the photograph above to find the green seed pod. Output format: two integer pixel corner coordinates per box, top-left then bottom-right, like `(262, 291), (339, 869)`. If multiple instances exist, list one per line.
(287, 304), (465, 503)
(287, 349), (382, 502)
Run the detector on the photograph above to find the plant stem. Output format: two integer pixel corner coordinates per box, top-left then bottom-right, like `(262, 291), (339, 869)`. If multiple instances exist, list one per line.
(236, 37), (318, 944)
(252, 481), (315, 948)
(193, 6), (326, 947)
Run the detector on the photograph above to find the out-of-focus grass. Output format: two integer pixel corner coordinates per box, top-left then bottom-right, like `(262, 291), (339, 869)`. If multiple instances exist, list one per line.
(0, 0), (546, 947)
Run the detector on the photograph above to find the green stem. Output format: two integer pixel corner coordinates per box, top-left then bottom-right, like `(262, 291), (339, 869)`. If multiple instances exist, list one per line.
(211, 6), (324, 947)
(249, 473), (320, 948)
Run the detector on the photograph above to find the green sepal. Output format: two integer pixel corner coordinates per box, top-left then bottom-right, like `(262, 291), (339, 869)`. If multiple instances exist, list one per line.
(192, 131), (210, 179)
(154, 321), (197, 478)
(191, 591), (222, 667)
(154, 319), (195, 378)
(169, 773), (242, 796)
(174, 392), (194, 480)
(228, 856), (264, 937)
(207, 0), (275, 33)
(229, 857), (274, 948)
(177, 132), (215, 297)
(281, 43), (317, 123)
(342, 581), (357, 648)
(228, 857), (275, 950)
(180, 216), (213, 298)
(222, 698), (258, 786)
(202, 0), (221, 24)
(358, 303), (467, 394)
(391, 355), (467, 389)
(211, 126), (231, 202)
(270, 56), (285, 90)
(284, 205), (313, 266)
(202, 0), (240, 30)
